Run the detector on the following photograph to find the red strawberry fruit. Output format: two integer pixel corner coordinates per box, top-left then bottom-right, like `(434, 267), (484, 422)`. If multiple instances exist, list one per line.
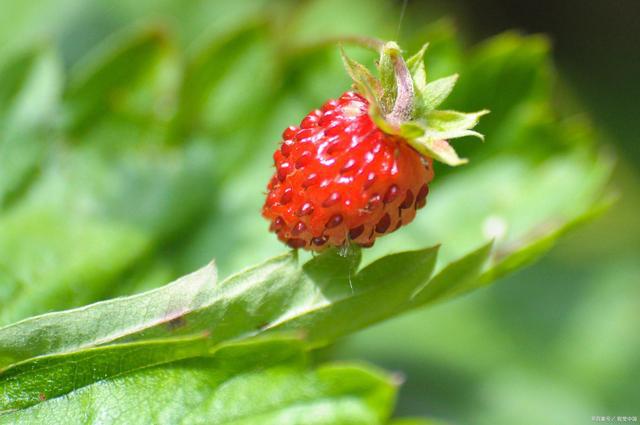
(263, 40), (487, 251)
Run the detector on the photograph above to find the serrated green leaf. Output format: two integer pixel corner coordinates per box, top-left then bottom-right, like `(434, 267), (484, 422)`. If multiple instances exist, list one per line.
(0, 335), (210, 412)
(0, 263), (217, 367)
(0, 246), (438, 367)
(410, 241), (493, 306)
(1, 337), (396, 425)
(267, 246), (439, 346)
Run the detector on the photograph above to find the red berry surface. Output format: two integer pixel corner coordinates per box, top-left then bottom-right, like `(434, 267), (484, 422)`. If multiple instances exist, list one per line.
(262, 91), (434, 251)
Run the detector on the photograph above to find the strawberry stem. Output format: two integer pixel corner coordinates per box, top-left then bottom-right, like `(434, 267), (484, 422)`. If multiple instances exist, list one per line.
(386, 51), (414, 126)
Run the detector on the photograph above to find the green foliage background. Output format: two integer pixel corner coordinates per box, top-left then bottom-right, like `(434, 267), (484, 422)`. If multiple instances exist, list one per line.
(0, 0), (637, 424)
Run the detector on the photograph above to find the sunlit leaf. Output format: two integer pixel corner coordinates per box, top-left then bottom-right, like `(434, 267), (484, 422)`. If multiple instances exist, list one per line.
(1, 336), (396, 425)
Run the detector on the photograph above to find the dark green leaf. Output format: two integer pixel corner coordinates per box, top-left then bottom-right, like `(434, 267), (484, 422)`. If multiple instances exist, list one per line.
(0, 335), (210, 412)
(1, 336), (396, 425)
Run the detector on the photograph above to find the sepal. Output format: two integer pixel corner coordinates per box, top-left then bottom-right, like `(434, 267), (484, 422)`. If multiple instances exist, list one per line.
(406, 43), (429, 96)
(421, 74), (458, 110)
(399, 122), (468, 166)
(340, 40), (488, 167)
(340, 48), (383, 103)
(424, 109), (489, 140)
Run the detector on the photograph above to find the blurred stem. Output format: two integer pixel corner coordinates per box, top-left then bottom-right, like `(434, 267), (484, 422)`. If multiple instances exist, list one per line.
(386, 45), (414, 125)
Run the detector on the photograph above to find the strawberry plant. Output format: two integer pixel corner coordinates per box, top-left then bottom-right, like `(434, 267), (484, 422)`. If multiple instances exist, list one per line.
(0, 3), (612, 424)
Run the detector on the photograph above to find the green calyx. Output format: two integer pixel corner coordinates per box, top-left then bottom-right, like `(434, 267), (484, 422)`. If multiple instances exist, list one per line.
(341, 40), (489, 166)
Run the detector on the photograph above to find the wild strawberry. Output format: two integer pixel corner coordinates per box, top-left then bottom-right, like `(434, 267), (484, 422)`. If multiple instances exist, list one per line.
(263, 40), (487, 251)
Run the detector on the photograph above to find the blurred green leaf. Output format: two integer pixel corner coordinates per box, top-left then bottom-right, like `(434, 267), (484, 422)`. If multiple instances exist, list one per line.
(1, 336), (396, 425)
(0, 46), (61, 132)
(0, 46), (62, 208)
(478, 191), (614, 286)
(172, 21), (271, 137)
(0, 207), (150, 325)
(449, 32), (551, 129)
(64, 24), (180, 137)
(368, 150), (610, 268)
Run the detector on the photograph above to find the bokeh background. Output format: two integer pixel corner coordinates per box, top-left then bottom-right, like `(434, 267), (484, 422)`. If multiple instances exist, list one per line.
(0, 0), (638, 423)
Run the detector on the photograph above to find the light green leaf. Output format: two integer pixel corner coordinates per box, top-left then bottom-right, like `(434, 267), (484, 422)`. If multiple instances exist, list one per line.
(0, 335), (210, 412)
(0, 262), (216, 367)
(368, 150), (611, 266)
(1, 337), (396, 425)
